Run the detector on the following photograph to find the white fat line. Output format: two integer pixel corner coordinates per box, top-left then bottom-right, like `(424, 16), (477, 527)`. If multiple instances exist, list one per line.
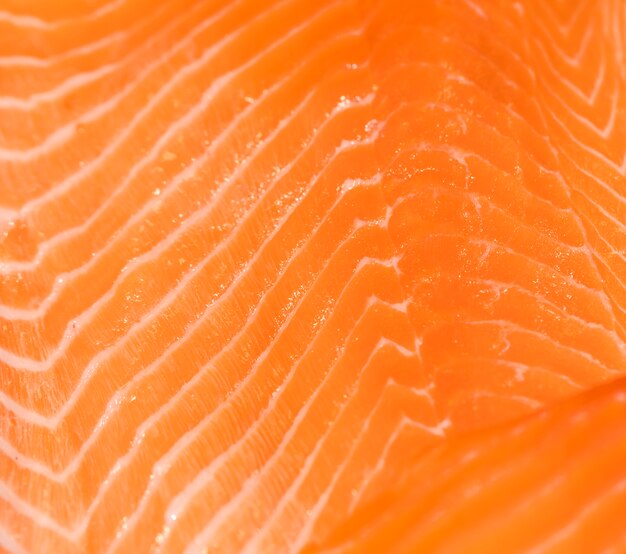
(354, 254), (400, 274)
(463, 0), (486, 20)
(503, 361), (580, 388)
(0, 0), (257, 163)
(0, 479), (70, 538)
(340, 173), (382, 195)
(436, 356), (582, 390)
(366, 295), (409, 314)
(0, 29), (127, 68)
(0, 63), (117, 110)
(0, 0), (125, 30)
(472, 392), (547, 411)
(421, 101), (469, 133)
(0, 521), (28, 554)
(0, 435), (66, 478)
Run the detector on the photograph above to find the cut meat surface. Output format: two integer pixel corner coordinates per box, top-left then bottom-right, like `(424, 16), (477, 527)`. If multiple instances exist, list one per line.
(1, 0), (625, 552)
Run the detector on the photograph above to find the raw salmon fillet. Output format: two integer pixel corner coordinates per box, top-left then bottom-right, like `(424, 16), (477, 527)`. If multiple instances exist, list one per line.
(1, 0), (625, 552)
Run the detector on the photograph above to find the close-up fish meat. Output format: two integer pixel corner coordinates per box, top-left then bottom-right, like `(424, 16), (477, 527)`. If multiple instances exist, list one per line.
(1, 0), (626, 552)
